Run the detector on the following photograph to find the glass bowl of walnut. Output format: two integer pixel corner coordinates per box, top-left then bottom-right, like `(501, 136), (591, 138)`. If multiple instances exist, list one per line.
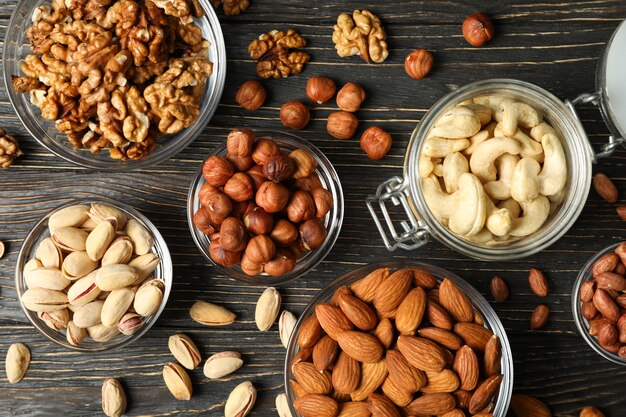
(3, 0), (226, 170)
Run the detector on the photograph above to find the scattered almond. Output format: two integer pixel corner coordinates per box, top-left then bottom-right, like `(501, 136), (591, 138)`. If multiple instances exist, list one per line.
(490, 275), (509, 302)
(593, 172), (618, 203)
(617, 205), (626, 221)
(510, 394), (552, 417)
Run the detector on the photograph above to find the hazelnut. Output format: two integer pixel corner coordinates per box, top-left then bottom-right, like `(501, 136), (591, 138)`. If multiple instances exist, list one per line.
(245, 235), (276, 264)
(203, 156), (235, 186)
(243, 206), (274, 235)
(198, 183), (220, 207)
(295, 173), (323, 192)
(404, 49), (433, 80)
(204, 192), (233, 227)
(289, 149), (317, 179)
(462, 12), (494, 47)
(209, 237), (241, 267)
(312, 188), (333, 218)
(235, 80), (266, 110)
(241, 253), (263, 276)
(247, 165), (268, 190)
(219, 217), (248, 252)
(226, 129), (255, 157)
(360, 126), (393, 160)
(327, 111), (358, 140)
(286, 190), (316, 223)
(264, 248), (296, 276)
(299, 219), (327, 251)
(231, 200), (254, 219)
(252, 139), (280, 165)
(280, 100), (310, 130)
(226, 154), (254, 172)
(306, 76), (336, 104)
(224, 172), (254, 202)
(256, 181), (290, 213)
(336, 82), (365, 112)
(263, 154), (295, 182)
(270, 219), (298, 247)
(193, 207), (215, 235)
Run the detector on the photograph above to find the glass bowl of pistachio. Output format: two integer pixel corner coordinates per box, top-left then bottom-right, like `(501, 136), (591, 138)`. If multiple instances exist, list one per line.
(15, 199), (173, 351)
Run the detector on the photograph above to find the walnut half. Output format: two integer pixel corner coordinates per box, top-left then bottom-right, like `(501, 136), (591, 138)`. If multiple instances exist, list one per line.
(332, 9), (389, 64)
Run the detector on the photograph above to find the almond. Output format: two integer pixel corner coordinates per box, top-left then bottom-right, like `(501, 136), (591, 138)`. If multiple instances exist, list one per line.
(580, 406), (605, 417)
(395, 287), (426, 335)
(421, 369), (460, 393)
(298, 314), (324, 349)
(593, 289), (620, 321)
(381, 377), (413, 407)
(595, 271), (626, 291)
(468, 374), (503, 414)
(351, 268), (390, 302)
(337, 401), (372, 417)
(483, 335), (502, 377)
(528, 268), (548, 297)
(427, 301), (454, 330)
(290, 379), (309, 398)
(292, 348), (313, 368)
(336, 331), (384, 363)
(405, 393), (456, 415)
(510, 394), (552, 417)
(617, 205), (626, 221)
(616, 243), (626, 265)
(453, 323), (493, 351)
(316, 304), (353, 339)
(386, 349), (426, 393)
(332, 391), (351, 403)
(372, 318), (395, 348)
(592, 253), (619, 276)
(418, 327), (463, 350)
(490, 275), (509, 302)
(397, 335), (446, 372)
(293, 362), (332, 395)
(294, 394), (339, 417)
(439, 278), (474, 323)
(331, 286), (353, 306)
(454, 389), (472, 409)
(338, 293), (378, 331)
(410, 268), (437, 288)
(312, 335), (339, 371)
(452, 345), (479, 391)
(350, 359), (388, 402)
(530, 304), (550, 330)
(593, 172), (618, 203)
(332, 351), (361, 394)
(373, 269), (413, 313)
(580, 280), (595, 303)
(367, 393), (400, 417)
(441, 410), (465, 417)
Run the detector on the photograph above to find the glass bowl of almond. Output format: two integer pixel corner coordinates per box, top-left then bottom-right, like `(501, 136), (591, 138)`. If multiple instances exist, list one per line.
(15, 199), (173, 351)
(284, 261), (513, 417)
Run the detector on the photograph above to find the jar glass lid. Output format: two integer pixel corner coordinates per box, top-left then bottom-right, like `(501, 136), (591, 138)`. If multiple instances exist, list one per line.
(600, 19), (626, 140)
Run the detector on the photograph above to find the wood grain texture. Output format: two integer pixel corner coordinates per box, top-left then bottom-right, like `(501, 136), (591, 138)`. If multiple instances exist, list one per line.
(1, 0), (626, 416)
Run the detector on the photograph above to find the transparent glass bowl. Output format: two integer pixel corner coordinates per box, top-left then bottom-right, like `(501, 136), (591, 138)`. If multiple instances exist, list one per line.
(572, 242), (626, 365)
(187, 131), (344, 285)
(284, 261), (514, 417)
(3, 0), (226, 171)
(15, 199), (173, 351)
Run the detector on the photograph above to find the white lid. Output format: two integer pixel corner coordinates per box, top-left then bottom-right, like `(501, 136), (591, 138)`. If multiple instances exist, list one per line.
(602, 19), (626, 139)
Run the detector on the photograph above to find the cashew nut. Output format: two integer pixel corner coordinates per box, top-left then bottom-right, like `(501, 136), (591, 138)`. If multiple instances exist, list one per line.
(510, 157), (541, 203)
(469, 137), (522, 182)
(433, 163), (444, 177)
(464, 121), (497, 156)
(494, 123), (543, 158)
(466, 227), (494, 244)
(461, 104), (492, 126)
(419, 154), (434, 178)
(498, 99), (542, 136)
(537, 133), (566, 197)
(430, 107), (481, 139)
(497, 198), (522, 218)
(484, 153), (520, 201)
(530, 122), (556, 142)
(473, 94), (509, 114)
(485, 196), (513, 237)
(423, 137), (470, 158)
(510, 196), (550, 237)
(443, 152), (469, 193)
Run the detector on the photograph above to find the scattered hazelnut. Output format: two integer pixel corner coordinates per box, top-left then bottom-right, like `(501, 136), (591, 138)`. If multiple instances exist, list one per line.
(202, 156), (235, 186)
(245, 235), (276, 264)
(270, 219), (298, 247)
(241, 253), (263, 276)
(462, 12), (494, 47)
(204, 192), (233, 227)
(299, 219), (327, 251)
(327, 111), (358, 140)
(286, 190), (316, 223)
(224, 172), (254, 202)
(256, 181), (290, 213)
(226, 154), (254, 172)
(209, 237), (241, 267)
(264, 248), (296, 276)
(360, 126), (392, 160)
(295, 173), (323, 192)
(252, 139), (280, 165)
(235, 80), (266, 110)
(226, 129), (255, 157)
(404, 49), (433, 80)
(193, 207), (215, 235)
(198, 183), (220, 207)
(219, 217), (248, 252)
(312, 188), (333, 218)
(336, 82), (365, 112)
(243, 206), (274, 235)
(247, 165), (268, 190)
(280, 100), (310, 130)
(289, 149), (317, 179)
(306, 76), (336, 104)
(263, 154), (295, 182)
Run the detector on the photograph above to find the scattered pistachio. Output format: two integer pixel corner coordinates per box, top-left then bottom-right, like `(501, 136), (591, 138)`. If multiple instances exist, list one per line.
(163, 362), (193, 401)
(203, 351), (243, 379)
(5, 343), (30, 383)
(189, 301), (236, 326)
(225, 381), (257, 417)
(255, 287), (281, 332)
(279, 310), (297, 348)
(101, 378), (127, 417)
(168, 334), (202, 370)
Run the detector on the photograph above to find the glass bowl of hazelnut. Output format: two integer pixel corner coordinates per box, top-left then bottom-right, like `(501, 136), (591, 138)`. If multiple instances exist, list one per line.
(187, 130), (344, 284)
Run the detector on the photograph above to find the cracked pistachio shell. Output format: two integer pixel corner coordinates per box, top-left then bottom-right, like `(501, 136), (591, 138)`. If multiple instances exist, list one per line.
(86, 221), (116, 261)
(101, 237), (134, 266)
(101, 287), (135, 327)
(38, 308), (69, 331)
(62, 251), (98, 280)
(73, 300), (104, 328)
(51, 227), (88, 252)
(5, 343), (30, 384)
(88, 323), (119, 342)
(48, 205), (89, 232)
(102, 378), (127, 417)
(163, 362), (192, 401)
(128, 253), (160, 282)
(125, 219), (154, 256)
(35, 237), (63, 268)
(203, 351), (243, 379)
(117, 313), (143, 335)
(279, 310), (297, 349)
(24, 267), (71, 291)
(189, 301), (236, 326)
(66, 320), (87, 346)
(95, 264), (139, 291)
(89, 204), (127, 229)
(225, 381), (257, 417)
(255, 287), (281, 331)
(24, 258), (43, 273)
(168, 334), (201, 370)
(133, 278), (164, 317)
(21, 288), (68, 312)
(67, 271), (101, 306)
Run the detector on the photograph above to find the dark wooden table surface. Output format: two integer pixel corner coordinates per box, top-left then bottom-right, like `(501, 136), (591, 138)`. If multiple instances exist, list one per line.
(2, 1), (626, 416)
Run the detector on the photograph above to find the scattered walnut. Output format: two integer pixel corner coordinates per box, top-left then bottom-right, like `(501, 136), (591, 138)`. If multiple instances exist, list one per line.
(211, 0), (249, 16)
(248, 29), (310, 79)
(0, 130), (23, 168)
(332, 9), (388, 63)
